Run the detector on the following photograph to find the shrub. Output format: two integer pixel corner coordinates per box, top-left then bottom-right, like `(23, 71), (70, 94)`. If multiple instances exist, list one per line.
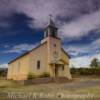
(27, 73), (36, 80)
(95, 68), (100, 75)
(78, 68), (95, 75)
(39, 72), (50, 78)
(70, 67), (76, 74)
(71, 67), (100, 76)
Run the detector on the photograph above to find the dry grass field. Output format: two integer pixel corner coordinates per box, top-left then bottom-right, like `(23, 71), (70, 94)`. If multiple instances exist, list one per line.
(0, 76), (100, 100)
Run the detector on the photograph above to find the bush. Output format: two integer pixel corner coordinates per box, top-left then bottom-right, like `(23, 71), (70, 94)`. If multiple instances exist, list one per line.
(27, 73), (36, 80)
(70, 67), (76, 74)
(94, 68), (100, 75)
(71, 67), (100, 76)
(39, 72), (50, 78)
(79, 68), (93, 75)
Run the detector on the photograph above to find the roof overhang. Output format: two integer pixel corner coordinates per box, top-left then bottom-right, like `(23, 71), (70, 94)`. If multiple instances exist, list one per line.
(49, 59), (69, 65)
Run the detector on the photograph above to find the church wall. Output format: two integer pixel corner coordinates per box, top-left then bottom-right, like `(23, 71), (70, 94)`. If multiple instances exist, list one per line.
(29, 42), (48, 76)
(61, 49), (69, 64)
(7, 54), (29, 80)
(47, 37), (62, 77)
(47, 37), (61, 63)
(61, 50), (72, 79)
(7, 40), (72, 80)
(58, 66), (64, 76)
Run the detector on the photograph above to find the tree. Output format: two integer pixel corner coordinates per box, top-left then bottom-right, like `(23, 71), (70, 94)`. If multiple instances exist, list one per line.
(90, 58), (98, 68)
(98, 62), (100, 67)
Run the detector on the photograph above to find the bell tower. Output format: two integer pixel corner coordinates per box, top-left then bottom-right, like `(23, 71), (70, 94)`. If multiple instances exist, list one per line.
(41, 15), (61, 64)
(44, 15), (58, 38)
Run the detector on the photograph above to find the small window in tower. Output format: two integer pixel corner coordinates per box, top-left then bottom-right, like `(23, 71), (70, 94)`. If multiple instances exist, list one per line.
(37, 60), (40, 70)
(62, 65), (64, 71)
(54, 44), (56, 47)
(46, 31), (48, 37)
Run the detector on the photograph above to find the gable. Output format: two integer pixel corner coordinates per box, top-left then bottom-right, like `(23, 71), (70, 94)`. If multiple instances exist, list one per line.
(60, 48), (70, 64)
(8, 42), (47, 64)
(61, 48), (70, 59)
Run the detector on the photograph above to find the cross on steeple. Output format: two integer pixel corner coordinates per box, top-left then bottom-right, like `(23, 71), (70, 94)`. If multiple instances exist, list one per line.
(44, 15), (58, 38)
(49, 14), (53, 20)
(48, 14), (55, 27)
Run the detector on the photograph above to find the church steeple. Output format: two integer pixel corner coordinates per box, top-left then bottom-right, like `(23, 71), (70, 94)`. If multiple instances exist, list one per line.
(44, 15), (58, 38)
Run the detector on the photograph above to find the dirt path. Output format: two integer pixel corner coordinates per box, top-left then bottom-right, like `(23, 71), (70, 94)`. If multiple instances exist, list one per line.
(62, 79), (100, 89)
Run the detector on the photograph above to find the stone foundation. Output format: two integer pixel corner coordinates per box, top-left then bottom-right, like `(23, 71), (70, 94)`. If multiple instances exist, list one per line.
(16, 77), (72, 85)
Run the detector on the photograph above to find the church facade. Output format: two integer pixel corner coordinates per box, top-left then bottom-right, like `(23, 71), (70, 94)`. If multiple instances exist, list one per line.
(7, 18), (71, 80)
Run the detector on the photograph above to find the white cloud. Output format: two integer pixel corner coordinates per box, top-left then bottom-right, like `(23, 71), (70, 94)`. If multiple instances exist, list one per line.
(4, 43), (38, 53)
(0, 0), (100, 39)
(1, 0), (100, 28)
(62, 38), (100, 68)
(0, 63), (8, 68)
(0, 0), (100, 68)
(59, 10), (100, 39)
(63, 38), (100, 57)
(92, 38), (100, 46)
(70, 53), (100, 68)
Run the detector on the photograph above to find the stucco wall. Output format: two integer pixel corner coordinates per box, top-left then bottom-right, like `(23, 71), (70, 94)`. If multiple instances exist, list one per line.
(7, 37), (71, 80)
(29, 42), (48, 76)
(47, 37), (61, 63)
(61, 50), (72, 79)
(7, 55), (29, 80)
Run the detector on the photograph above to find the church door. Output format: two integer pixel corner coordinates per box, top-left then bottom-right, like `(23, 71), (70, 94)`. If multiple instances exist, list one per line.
(55, 64), (59, 77)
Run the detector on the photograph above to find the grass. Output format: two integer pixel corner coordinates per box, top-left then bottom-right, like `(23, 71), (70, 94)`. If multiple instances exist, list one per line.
(0, 76), (100, 100)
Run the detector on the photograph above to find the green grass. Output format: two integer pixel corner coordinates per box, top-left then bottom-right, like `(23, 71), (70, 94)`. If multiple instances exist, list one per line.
(0, 76), (100, 100)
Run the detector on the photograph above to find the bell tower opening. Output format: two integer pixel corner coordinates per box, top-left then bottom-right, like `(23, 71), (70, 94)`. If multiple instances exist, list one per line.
(44, 15), (58, 38)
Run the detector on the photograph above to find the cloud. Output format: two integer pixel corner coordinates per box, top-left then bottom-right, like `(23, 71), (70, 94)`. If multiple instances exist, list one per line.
(63, 38), (100, 67)
(59, 10), (100, 39)
(0, 63), (8, 68)
(92, 38), (100, 46)
(0, 0), (100, 28)
(14, 0), (100, 29)
(0, 0), (100, 67)
(0, 21), (11, 28)
(70, 53), (100, 68)
(63, 38), (100, 57)
(4, 43), (38, 53)
(0, 0), (100, 39)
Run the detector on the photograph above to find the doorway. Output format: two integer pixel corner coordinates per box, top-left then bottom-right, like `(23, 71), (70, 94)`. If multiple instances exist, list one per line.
(55, 64), (59, 77)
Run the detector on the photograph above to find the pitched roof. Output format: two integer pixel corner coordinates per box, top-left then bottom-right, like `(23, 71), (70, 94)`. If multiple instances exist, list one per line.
(61, 48), (70, 59)
(8, 42), (47, 64)
(8, 42), (70, 64)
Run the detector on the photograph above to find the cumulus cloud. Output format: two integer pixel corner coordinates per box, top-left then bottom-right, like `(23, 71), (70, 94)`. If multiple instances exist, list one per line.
(4, 43), (38, 53)
(0, 63), (8, 68)
(63, 38), (100, 67)
(0, 0), (100, 29)
(0, 0), (100, 38)
(63, 38), (100, 58)
(92, 38), (100, 46)
(59, 10), (100, 38)
(0, 0), (100, 67)
(70, 53), (100, 68)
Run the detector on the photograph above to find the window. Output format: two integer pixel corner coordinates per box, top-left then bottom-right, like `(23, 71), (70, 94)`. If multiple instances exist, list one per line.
(54, 44), (56, 47)
(37, 60), (40, 69)
(45, 31), (48, 37)
(17, 61), (20, 73)
(62, 65), (64, 70)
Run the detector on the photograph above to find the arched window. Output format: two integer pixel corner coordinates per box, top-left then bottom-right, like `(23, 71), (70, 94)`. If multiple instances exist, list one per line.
(37, 60), (40, 69)
(17, 61), (20, 73)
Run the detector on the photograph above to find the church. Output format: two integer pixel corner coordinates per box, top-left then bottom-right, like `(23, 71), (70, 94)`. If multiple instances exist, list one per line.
(7, 17), (72, 80)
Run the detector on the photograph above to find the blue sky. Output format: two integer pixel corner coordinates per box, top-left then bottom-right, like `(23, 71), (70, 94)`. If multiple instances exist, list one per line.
(0, 0), (100, 68)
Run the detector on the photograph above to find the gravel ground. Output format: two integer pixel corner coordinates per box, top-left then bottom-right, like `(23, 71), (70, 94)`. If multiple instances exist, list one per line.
(0, 77), (100, 100)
